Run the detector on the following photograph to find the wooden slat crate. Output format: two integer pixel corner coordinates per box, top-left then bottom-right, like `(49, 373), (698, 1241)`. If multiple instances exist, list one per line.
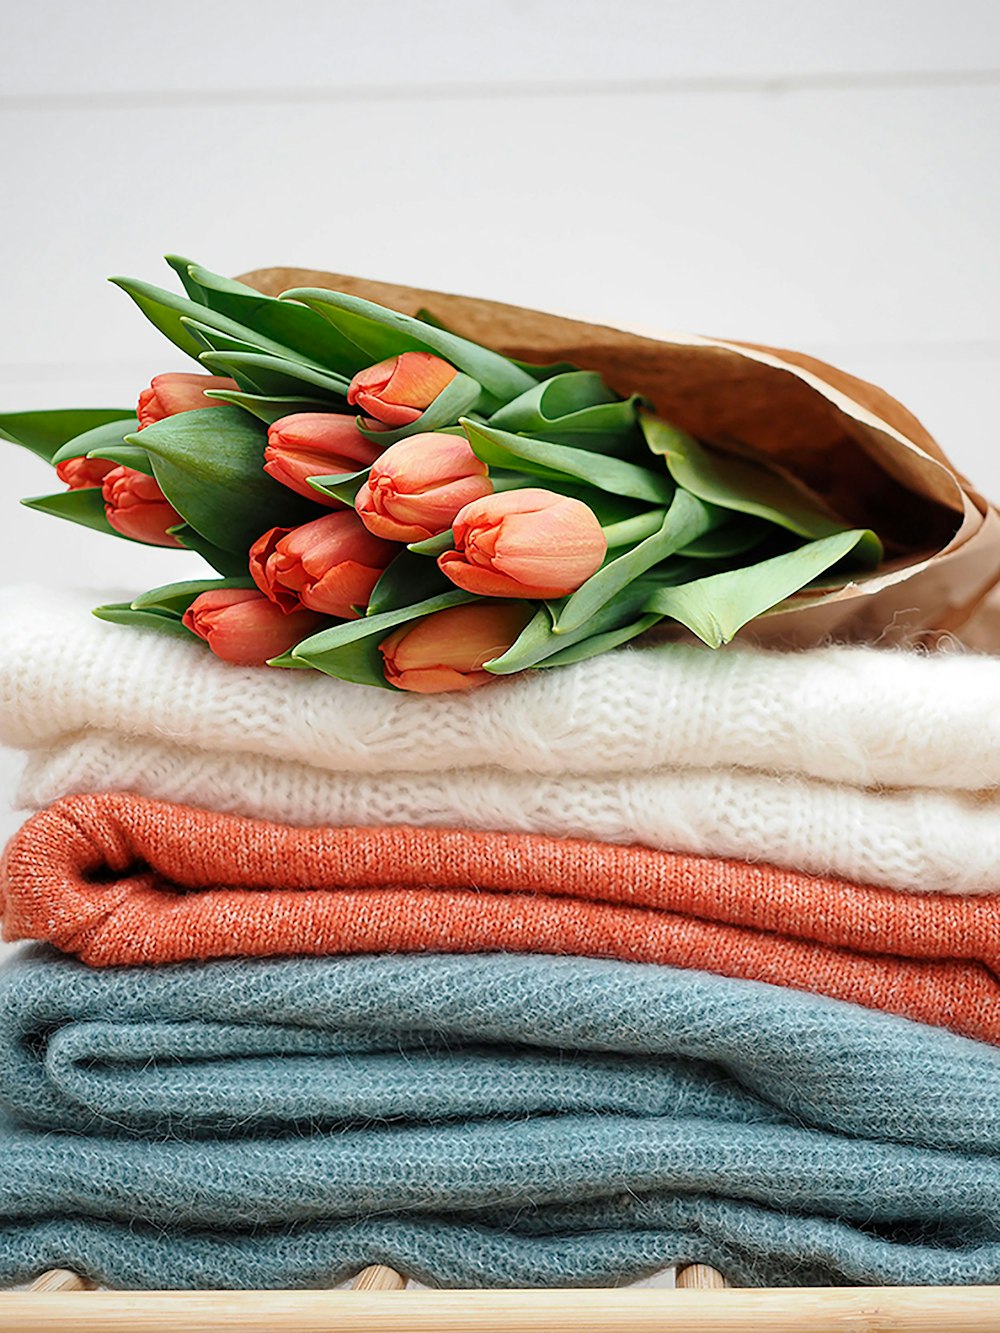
(2, 1263), (998, 1330)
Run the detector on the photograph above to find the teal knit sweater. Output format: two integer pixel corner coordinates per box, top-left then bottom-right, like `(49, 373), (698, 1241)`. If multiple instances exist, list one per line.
(2, 947), (1000, 1290)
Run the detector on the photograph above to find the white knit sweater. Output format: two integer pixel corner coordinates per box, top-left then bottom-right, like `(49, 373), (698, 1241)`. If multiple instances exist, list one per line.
(3, 586), (1000, 893)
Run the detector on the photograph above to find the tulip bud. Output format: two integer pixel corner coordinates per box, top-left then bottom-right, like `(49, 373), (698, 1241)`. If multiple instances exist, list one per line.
(263, 413), (383, 506)
(438, 488), (606, 599)
(137, 372), (239, 429)
(182, 588), (323, 667)
(102, 465), (184, 548)
(249, 511), (398, 619)
(380, 601), (532, 694)
(55, 456), (116, 490)
(347, 352), (458, 427)
(355, 433), (493, 543)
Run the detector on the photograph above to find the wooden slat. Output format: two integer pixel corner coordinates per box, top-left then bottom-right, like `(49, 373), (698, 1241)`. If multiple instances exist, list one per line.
(676, 1263), (728, 1289)
(351, 1265), (407, 1291)
(2, 1285), (1000, 1331)
(27, 1269), (95, 1292)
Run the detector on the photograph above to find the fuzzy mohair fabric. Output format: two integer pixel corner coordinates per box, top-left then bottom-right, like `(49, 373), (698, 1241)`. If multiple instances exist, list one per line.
(4, 588), (1000, 893)
(18, 734), (1000, 894)
(4, 947), (1000, 1290)
(3, 586), (998, 786)
(5, 793), (1000, 1045)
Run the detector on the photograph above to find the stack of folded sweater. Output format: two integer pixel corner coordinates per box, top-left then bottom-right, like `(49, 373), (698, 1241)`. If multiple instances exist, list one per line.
(2, 584), (1000, 1291)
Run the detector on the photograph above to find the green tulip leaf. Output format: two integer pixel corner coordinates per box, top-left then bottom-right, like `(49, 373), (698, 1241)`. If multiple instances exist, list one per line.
(283, 289), (537, 403)
(356, 373), (486, 445)
(82, 445), (154, 476)
(307, 468), (371, 506)
(169, 523), (254, 577)
(483, 603), (555, 675)
(488, 372), (643, 454)
(111, 273), (357, 372)
(128, 405), (323, 553)
(198, 350), (350, 401)
(641, 414), (883, 567)
(0, 408), (134, 464)
(265, 652), (320, 670)
(644, 528), (878, 647)
(679, 515), (768, 559)
(493, 371), (618, 422)
(367, 547), (454, 616)
(555, 490), (721, 634)
(408, 528), (455, 557)
(181, 317), (273, 360)
(21, 487), (131, 541)
(462, 419), (675, 505)
(133, 576), (255, 616)
(405, 306), (573, 383)
(186, 264), (369, 376)
(109, 276), (215, 362)
(287, 588), (478, 687)
(92, 601), (201, 639)
(536, 613), (664, 668)
(164, 254), (211, 304)
(488, 472), (648, 527)
(486, 580), (657, 675)
(49, 418), (143, 468)
(205, 390), (336, 425)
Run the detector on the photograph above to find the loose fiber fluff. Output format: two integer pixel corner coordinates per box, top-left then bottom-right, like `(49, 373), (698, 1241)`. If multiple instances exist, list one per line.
(3, 585), (1000, 790)
(2, 949), (1000, 1289)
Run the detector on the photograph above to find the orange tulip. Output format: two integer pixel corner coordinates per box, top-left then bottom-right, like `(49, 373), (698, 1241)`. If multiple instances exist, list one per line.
(249, 511), (398, 619)
(347, 352), (458, 427)
(102, 466), (184, 547)
(355, 433), (493, 543)
(264, 413), (383, 506)
(137, 372), (239, 429)
(380, 601), (532, 693)
(182, 588), (322, 666)
(55, 456), (115, 490)
(438, 488), (606, 599)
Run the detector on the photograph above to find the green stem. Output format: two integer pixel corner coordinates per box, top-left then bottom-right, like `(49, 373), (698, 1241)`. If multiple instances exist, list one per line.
(601, 509), (668, 548)
(555, 490), (723, 635)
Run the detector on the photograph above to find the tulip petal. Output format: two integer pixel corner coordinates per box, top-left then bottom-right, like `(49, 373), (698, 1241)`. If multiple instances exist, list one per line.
(183, 588), (322, 666)
(286, 589), (477, 688)
(353, 390), (423, 427)
(354, 373), (484, 447)
(379, 601), (531, 693)
(384, 664), (493, 693)
(446, 488), (606, 599)
(437, 551), (568, 601)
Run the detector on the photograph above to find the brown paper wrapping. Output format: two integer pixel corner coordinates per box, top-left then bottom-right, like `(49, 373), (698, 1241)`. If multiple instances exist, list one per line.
(241, 266), (1000, 649)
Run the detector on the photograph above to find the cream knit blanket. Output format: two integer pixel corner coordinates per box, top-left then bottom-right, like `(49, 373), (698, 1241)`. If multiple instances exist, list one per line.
(3, 587), (1000, 893)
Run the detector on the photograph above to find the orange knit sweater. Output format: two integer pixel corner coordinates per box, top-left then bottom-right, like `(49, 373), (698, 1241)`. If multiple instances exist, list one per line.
(3, 792), (998, 1044)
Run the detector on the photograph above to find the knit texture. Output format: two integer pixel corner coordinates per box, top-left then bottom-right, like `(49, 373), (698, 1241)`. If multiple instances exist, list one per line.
(17, 733), (1000, 894)
(3, 586), (999, 790)
(5, 793), (1000, 1045)
(4, 948), (1000, 1289)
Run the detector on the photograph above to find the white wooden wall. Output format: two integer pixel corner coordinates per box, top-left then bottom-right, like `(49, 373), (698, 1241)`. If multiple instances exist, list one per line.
(1, 0), (998, 952)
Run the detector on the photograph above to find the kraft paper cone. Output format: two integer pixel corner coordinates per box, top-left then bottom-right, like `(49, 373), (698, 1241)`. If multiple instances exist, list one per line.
(241, 267), (1000, 648)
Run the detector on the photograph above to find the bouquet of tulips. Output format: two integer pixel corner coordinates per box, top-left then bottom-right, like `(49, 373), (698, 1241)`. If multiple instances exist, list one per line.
(0, 257), (889, 693)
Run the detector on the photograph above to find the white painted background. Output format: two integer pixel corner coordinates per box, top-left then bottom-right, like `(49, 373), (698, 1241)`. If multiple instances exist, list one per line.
(0, 6), (997, 944)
